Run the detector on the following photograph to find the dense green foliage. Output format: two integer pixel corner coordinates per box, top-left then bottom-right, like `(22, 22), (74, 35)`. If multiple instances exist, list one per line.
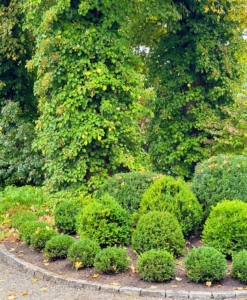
(54, 200), (80, 234)
(184, 247), (227, 283)
(12, 211), (37, 228)
(76, 196), (131, 247)
(202, 200), (247, 256)
(132, 211), (185, 257)
(94, 246), (130, 274)
(232, 250), (247, 283)
(137, 249), (175, 282)
(138, 176), (202, 236)
(44, 234), (75, 260)
(95, 172), (162, 213)
(146, 0), (247, 178)
(192, 154), (247, 219)
(30, 227), (58, 250)
(67, 238), (101, 269)
(19, 221), (52, 245)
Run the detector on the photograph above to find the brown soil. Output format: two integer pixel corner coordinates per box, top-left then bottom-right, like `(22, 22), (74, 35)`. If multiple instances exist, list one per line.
(2, 234), (245, 293)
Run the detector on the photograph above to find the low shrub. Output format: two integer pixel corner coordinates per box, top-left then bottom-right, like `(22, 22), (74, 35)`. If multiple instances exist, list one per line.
(94, 246), (130, 274)
(19, 221), (52, 245)
(137, 249), (175, 282)
(202, 200), (247, 256)
(44, 235), (75, 260)
(232, 250), (247, 283)
(184, 247), (227, 283)
(95, 172), (162, 214)
(76, 195), (131, 247)
(192, 154), (247, 219)
(54, 200), (80, 234)
(67, 238), (101, 269)
(12, 211), (38, 228)
(30, 227), (58, 250)
(132, 211), (185, 257)
(138, 175), (202, 237)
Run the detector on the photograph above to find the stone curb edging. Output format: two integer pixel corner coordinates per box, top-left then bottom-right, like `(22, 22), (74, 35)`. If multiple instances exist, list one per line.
(0, 245), (242, 299)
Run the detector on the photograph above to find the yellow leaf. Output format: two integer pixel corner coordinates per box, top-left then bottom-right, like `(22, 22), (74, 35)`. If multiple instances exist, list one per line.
(8, 293), (16, 299)
(102, 85), (107, 91)
(18, 254), (24, 257)
(84, 141), (88, 146)
(45, 226), (50, 230)
(204, 6), (209, 13)
(111, 282), (119, 286)
(40, 287), (47, 292)
(22, 291), (29, 296)
(176, 261), (183, 265)
(205, 281), (212, 287)
(149, 286), (157, 289)
(236, 287), (243, 290)
(96, 68), (102, 74)
(175, 277), (182, 281)
(92, 273), (99, 279)
(32, 278), (38, 283)
(35, 227), (40, 234)
(75, 261), (83, 270)
(43, 259), (49, 263)
(97, 136), (102, 141)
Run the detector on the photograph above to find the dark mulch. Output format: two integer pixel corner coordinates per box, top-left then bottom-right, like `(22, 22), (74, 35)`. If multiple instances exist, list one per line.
(2, 234), (245, 292)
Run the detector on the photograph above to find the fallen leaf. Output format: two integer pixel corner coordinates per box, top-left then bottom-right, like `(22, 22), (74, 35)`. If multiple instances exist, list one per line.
(75, 261), (83, 270)
(149, 286), (157, 289)
(92, 274), (99, 279)
(6, 272), (11, 274)
(236, 287), (243, 290)
(32, 278), (38, 283)
(0, 280), (5, 282)
(18, 254), (24, 257)
(129, 264), (136, 274)
(40, 287), (47, 292)
(205, 281), (212, 287)
(111, 282), (119, 286)
(8, 293), (16, 299)
(43, 263), (49, 266)
(175, 277), (182, 281)
(171, 285), (177, 288)
(176, 261), (183, 265)
(9, 248), (15, 252)
(22, 291), (28, 296)
(244, 286), (247, 290)
(215, 284), (221, 288)
(43, 259), (49, 263)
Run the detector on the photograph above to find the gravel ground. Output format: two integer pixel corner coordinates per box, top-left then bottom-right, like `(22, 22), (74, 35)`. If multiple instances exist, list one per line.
(0, 260), (163, 300)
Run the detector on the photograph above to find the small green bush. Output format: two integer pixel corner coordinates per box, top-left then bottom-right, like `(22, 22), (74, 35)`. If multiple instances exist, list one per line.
(54, 200), (80, 234)
(232, 250), (247, 283)
(95, 172), (162, 214)
(12, 212), (38, 228)
(30, 227), (58, 250)
(94, 246), (130, 274)
(202, 200), (247, 256)
(192, 154), (247, 219)
(44, 235), (75, 260)
(67, 238), (101, 269)
(137, 249), (175, 282)
(184, 247), (227, 283)
(138, 175), (202, 237)
(132, 211), (185, 257)
(76, 195), (131, 247)
(19, 221), (52, 245)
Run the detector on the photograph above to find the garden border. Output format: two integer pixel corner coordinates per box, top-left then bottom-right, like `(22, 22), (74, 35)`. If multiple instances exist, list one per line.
(0, 245), (243, 299)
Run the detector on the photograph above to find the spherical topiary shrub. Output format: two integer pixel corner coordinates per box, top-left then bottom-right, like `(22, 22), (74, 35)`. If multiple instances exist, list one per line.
(67, 238), (101, 269)
(12, 212), (38, 228)
(44, 235), (75, 260)
(76, 195), (131, 247)
(94, 246), (130, 274)
(19, 221), (52, 245)
(132, 211), (185, 257)
(95, 172), (162, 214)
(30, 227), (58, 250)
(232, 250), (247, 283)
(137, 249), (175, 282)
(54, 200), (80, 234)
(202, 200), (247, 256)
(138, 175), (202, 237)
(192, 154), (247, 219)
(184, 247), (227, 283)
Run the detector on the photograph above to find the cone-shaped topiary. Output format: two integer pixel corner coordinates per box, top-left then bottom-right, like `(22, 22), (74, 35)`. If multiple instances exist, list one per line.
(202, 200), (247, 256)
(132, 211), (185, 257)
(138, 175), (202, 237)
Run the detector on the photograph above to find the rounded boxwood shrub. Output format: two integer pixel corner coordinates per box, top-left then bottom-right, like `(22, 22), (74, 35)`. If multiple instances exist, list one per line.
(137, 249), (175, 282)
(44, 235), (75, 260)
(76, 195), (131, 247)
(19, 221), (52, 245)
(184, 247), (227, 283)
(192, 154), (247, 219)
(12, 211), (38, 228)
(67, 238), (101, 269)
(54, 200), (80, 234)
(138, 175), (202, 237)
(132, 211), (185, 257)
(95, 172), (162, 214)
(232, 250), (247, 283)
(202, 200), (247, 256)
(30, 227), (58, 250)
(94, 246), (130, 274)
